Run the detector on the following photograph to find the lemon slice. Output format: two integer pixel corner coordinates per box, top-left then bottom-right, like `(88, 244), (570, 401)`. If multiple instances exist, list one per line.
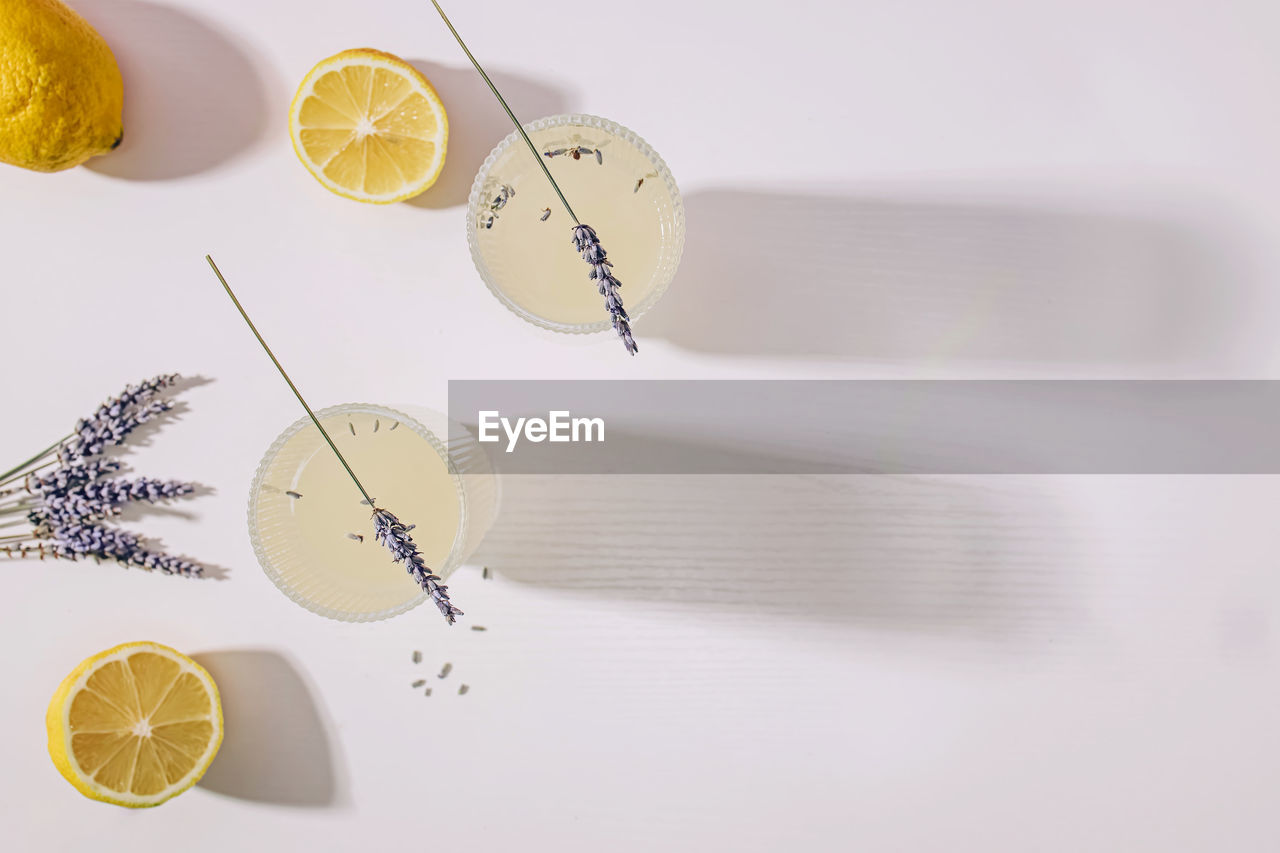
(46, 641), (223, 808)
(289, 48), (449, 203)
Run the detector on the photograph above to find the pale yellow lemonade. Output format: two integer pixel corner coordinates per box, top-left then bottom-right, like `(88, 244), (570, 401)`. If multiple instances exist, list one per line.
(473, 120), (680, 327)
(250, 407), (461, 619)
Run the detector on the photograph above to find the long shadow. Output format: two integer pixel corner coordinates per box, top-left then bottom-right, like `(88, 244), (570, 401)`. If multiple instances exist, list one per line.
(76, 0), (271, 180)
(404, 60), (572, 209)
(100, 375), (212, 454)
(107, 477), (212, 519)
(113, 483), (229, 579)
(195, 649), (346, 807)
(644, 189), (1257, 365)
(473, 474), (1087, 646)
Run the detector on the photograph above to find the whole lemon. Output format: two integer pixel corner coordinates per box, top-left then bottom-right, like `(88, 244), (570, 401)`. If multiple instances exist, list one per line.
(0, 0), (123, 172)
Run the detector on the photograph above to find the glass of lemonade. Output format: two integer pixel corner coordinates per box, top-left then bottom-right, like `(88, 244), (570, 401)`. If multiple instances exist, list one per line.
(247, 404), (498, 622)
(467, 114), (684, 334)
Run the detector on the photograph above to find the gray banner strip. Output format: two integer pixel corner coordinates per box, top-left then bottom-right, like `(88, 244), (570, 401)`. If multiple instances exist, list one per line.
(447, 380), (1280, 474)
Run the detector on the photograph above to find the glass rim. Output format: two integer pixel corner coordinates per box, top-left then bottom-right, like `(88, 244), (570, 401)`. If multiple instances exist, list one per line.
(246, 403), (469, 623)
(466, 113), (686, 335)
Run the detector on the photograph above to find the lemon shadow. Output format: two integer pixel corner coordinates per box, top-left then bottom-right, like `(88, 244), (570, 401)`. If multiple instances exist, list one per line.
(76, 0), (272, 180)
(403, 60), (573, 209)
(194, 649), (347, 807)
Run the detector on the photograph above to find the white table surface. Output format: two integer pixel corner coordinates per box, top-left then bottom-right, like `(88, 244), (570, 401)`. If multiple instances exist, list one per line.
(4, 0), (1280, 849)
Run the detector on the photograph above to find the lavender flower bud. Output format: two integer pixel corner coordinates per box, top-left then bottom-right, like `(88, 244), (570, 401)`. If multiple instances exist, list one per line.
(59, 375), (181, 464)
(612, 314), (637, 354)
(52, 521), (139, 557)
(51, 521), (201, 577)
(28, 459), (122, 495)
(82, 478), (194, 505)
(372, 508), (462, 624)
(33, 477), (194, 526)
(571, 223), (597, 251)
(33, 494), (121, 526)
(571, 224), (637, 355)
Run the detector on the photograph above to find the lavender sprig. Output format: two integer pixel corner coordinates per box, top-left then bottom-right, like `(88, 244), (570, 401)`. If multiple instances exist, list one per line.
(26, 459), (122, 494)
(82, 477), (194, 505)
(373, 509), (463, 623)
(60, 376), (178, 464)
(33, 477), (195, 525)
(207, 256), (461, 624)
(573, 224), (637, 354)
(431, 0), (638, 356)
(50, 522), (201, 577)
(0, 374), (175, 486)
(0, 374), (205, 579)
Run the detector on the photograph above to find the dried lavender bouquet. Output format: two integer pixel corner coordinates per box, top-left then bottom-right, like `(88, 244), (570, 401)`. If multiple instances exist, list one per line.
(0, 374), (202, 576)
(431, 0), (638, 355)
(205, 256), (462, 624)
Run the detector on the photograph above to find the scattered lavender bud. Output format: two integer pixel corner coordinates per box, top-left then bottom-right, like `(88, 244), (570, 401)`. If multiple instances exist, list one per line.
(413, 650), (422, 664)
(286, 490), (303, 499)
(489, 184), (515, 211)
(458, 684), (470, 695)
(470, 626), (487, 632)
(412, 679), (426, 688)
(438, 662), (452, 679)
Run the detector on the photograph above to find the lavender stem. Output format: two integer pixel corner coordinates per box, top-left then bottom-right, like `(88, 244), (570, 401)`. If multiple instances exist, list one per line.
(430, 0), (579, 224)
(0, 437), (71, 485)
(205, 256), (375, 507)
